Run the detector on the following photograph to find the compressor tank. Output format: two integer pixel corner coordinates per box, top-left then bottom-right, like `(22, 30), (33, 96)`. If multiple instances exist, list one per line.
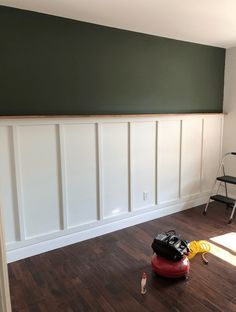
(151, 254), (190, 278)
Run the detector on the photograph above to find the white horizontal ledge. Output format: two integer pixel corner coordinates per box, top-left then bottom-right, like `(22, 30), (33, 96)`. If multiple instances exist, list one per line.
(0, 113), (224, 126)
(0, 113), (225, 119)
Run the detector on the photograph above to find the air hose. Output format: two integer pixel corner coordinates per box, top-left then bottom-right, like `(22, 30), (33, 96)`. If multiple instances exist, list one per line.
(188, 240), (211, 264)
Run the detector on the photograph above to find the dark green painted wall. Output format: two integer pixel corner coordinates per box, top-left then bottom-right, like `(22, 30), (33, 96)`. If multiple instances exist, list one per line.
(0, 6), (225, 115)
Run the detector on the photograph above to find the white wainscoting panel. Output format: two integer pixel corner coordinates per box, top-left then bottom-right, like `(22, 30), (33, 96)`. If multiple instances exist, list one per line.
(131, 122), (156, 210)
(202, 116), (222, 192)
(0, 114), (223, 262)
(158, 120), (181, 203)
(0, 127), (18, 243)
(181, 119), (203, 197)
(101, 123), (129, 218)
(17, 125), (61, 238)
(64, 124), (98, 227)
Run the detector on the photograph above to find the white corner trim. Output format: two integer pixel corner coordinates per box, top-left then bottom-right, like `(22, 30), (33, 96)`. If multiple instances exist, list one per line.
(7, 195), (208, 263)
(0, 204), (12, 312)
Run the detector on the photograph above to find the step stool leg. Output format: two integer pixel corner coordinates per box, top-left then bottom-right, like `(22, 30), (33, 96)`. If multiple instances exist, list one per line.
(203, 178), (221, 216)
(222, 165), (228, 198)
(203, 199), (211, 215)
(229, 203), (236, 224)
(203, 180), (218, 215)
(216, 181), (222, 194)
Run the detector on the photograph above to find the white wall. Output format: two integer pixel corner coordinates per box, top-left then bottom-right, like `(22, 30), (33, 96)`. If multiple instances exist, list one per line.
(0, 114), (223, 262)
(223, 47), (236, 196)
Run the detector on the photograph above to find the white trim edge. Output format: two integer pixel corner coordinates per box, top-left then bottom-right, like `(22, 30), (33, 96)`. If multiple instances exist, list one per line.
(0, 203), (12, 312)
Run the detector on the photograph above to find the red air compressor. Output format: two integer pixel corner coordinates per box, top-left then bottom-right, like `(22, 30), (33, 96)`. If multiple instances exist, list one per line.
(151, 230), (190, 278)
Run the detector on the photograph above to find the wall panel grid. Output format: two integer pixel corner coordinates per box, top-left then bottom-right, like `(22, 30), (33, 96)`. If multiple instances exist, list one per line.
(0, 114), (223, 262)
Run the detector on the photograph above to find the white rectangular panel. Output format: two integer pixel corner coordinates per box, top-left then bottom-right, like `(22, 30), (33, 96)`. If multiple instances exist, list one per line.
(131, 122), (156, 210)
(0, 127), (18, 243)
(181, 119), (202, 197)
(101, 123), (129, 218)
(18, 125), (61, 238)
(202, 116), (222, 191)
(64, 124), (98, 227)
(158, 120), (181, 203)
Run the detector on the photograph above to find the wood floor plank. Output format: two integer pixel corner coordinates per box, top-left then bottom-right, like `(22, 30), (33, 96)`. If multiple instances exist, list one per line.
(8, 203), (236, 312)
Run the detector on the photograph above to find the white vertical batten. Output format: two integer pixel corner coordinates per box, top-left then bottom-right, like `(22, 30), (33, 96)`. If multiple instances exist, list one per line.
(216, 116), (224, 196)
(179, 120), (183, 199)
(58, 124), (68, 230)
(200, 118), (205, 193)
(12, 125), (25, 241)
(155, 121), (158, 205)
(128, 122), (133, 212)
(96, 123), (103, 220)
(219, 115), (224, 162)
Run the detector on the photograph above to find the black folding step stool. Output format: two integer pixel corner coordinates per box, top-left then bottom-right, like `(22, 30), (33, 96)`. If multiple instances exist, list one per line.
(203, 152), (236, 224)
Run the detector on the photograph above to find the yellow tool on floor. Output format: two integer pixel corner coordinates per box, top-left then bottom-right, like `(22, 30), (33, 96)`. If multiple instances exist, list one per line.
(188, 240), (211, 264)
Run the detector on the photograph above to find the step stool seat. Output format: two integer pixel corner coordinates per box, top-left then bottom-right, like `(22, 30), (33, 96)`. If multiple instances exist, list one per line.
(217, 175), (236, 185)
(210, 194), (236, 207)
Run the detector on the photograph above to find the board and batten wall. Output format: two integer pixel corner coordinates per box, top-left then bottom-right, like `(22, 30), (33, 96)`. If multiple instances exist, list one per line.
(0, 114), (223, 263)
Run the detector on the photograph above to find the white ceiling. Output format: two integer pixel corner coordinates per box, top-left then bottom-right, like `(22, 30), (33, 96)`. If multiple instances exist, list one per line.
(1, 0), (236, 48)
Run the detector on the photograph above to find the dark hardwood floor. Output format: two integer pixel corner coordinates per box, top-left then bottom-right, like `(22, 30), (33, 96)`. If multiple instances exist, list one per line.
(8, 203), (236, 312)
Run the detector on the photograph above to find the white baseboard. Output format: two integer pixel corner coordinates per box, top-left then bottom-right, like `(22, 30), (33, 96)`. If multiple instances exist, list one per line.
(7, 195), (208, 263)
